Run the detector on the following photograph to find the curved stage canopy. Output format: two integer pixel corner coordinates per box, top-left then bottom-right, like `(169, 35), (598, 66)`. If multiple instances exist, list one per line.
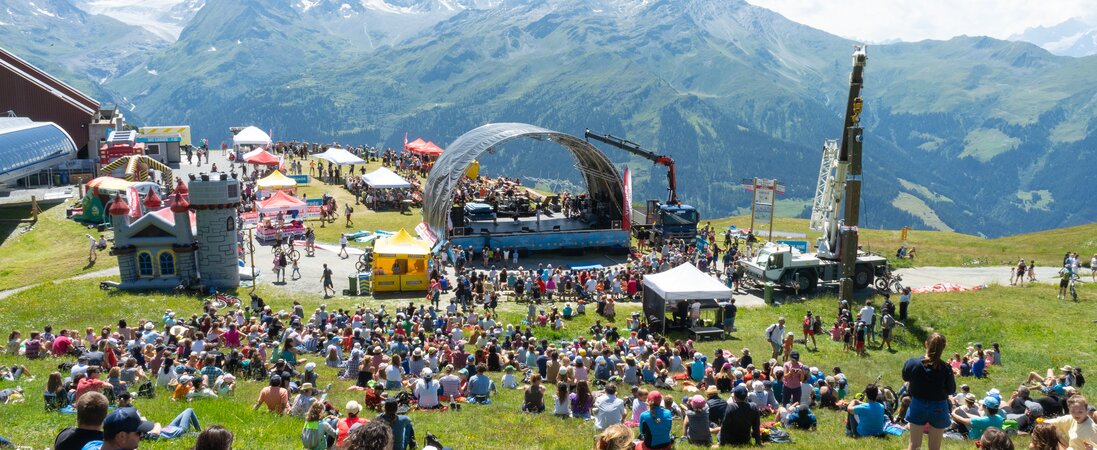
(424, 123), (624, 240)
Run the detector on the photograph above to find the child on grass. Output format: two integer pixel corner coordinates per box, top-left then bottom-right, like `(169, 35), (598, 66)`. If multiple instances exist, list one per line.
(782, 332), (794, 362)
(502, 366), (518, 389)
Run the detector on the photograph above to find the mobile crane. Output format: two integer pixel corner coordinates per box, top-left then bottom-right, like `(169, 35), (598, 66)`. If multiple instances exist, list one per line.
(584, 129), (699, 243)
(741, 46), (886, 295)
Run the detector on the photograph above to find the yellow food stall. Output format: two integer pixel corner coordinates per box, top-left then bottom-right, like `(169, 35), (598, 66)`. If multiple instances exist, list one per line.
(256, 170), (298, 196)
(371, 229), (431, 292)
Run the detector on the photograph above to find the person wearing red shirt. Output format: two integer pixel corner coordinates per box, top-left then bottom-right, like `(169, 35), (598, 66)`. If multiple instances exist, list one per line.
(75, 367), (112, 402)
(336, 401), (367, 445)
(52, 331), (73, 356)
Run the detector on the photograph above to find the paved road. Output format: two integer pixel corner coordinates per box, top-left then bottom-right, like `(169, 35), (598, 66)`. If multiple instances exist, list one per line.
(895, 266), (1062, 290)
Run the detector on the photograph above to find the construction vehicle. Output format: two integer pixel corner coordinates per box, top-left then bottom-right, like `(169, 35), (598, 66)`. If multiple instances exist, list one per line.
(741, 46), (886, 294)
(584, 129), (699, 244)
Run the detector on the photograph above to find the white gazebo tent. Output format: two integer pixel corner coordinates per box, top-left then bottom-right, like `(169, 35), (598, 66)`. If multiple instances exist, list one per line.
(641, 263), (732, 332)
(361, 167), (411, 189)
(314, 147), (366, 165)
(232, 126), (272, 159)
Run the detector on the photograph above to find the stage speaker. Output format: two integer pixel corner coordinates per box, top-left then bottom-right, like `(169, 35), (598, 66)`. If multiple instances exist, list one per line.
(450, 206), (464, 226)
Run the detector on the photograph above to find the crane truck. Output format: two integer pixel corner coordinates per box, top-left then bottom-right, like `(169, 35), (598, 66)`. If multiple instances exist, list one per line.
(584, 130), (700, 244)
(741, 46), (886, 294)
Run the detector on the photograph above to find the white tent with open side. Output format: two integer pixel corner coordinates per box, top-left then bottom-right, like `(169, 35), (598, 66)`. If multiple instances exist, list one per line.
(641, 262), (732, 332)
(361, 167), (411, 189)
(314, 147), (366, 165)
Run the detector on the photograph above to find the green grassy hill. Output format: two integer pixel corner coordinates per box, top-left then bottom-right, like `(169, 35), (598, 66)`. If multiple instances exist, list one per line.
(707, 215), (1097, 268)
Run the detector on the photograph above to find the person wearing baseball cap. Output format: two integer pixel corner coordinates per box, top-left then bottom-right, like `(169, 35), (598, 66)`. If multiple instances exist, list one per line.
(638, 390), (673, 449)
(414, 368), (440, 409)
(951, 395), (1003, 440)
(719, 384), (762, 446)
(81, 407), (156, 449)
(781, 350), (805, 406)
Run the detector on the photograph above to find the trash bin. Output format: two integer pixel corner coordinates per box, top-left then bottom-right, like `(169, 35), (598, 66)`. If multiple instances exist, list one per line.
(347, 274), (359, 295)
(763, 283), (774, 304)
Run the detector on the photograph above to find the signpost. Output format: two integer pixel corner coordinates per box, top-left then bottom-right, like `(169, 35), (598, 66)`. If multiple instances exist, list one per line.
(743, 178), (785, 242)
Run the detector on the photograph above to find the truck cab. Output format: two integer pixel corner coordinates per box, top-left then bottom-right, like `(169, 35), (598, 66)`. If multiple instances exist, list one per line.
(656, 204), (699, 240)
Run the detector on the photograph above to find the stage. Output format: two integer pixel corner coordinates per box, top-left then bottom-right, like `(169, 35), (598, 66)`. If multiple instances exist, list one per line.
(461, 214), (591, 235)
(449, 215), (628, 253)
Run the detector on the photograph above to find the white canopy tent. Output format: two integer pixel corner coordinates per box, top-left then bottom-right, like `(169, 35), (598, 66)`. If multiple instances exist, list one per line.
(233, 126), (272, 159)
(233, 126), (271, 146)
(361, 167), (411, 189)
(314, 147), (366, 165)
(641, 263), (732, 332)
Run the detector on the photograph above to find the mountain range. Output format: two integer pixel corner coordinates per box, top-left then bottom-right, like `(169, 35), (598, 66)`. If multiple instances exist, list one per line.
(3, 0), (1097, 238)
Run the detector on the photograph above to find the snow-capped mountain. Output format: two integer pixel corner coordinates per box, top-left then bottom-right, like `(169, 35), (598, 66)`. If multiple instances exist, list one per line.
(0, 0), (163, 85)
(70, 0), (204, 41)
(1009, 17), (1097, 57)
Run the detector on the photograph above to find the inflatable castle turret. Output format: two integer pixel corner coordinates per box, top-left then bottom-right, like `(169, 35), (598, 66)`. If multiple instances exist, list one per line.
(188, 172), (241, 290)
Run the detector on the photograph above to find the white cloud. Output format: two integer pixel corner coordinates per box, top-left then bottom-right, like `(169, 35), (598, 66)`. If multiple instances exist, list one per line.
(745, 0), (1094, 43)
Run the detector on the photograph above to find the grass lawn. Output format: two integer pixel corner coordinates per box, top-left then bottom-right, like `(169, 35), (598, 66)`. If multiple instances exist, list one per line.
(1, 276), (1094, 449)
(707, 216), (1097, 268)
(0, 201), (118, 291)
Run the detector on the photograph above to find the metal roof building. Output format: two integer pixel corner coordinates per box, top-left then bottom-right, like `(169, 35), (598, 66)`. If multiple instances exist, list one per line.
(0, 117), (78, 187)
(0, 46), (98, 151)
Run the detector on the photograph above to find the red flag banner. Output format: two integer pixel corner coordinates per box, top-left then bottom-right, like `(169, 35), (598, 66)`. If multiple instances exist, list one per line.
(622, 167), (632, 231)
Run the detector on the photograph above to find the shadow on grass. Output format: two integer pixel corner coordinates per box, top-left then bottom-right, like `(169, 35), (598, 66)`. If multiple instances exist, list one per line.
(0, 202), (65, 244)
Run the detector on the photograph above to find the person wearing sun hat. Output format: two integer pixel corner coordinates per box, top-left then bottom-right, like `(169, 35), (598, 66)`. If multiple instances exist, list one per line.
(336, 400), (367, 446)
(79, 407), (156, 450)
(290, 383), (318, 418)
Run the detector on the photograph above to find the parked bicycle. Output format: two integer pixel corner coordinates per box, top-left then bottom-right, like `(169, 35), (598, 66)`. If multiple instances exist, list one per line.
(205, 290), (241, 309)
(875, 266), (905, 295)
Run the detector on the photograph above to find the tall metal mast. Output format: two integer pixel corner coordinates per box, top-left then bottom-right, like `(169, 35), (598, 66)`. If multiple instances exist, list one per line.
(837, 46), (868, 304)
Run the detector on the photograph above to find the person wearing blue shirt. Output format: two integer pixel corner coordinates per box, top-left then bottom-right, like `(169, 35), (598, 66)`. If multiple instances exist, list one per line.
(785, 404), (817, 430)
(952, 396), (1004, 440)
(972, 353), (986, 378)
(690, 353), (706, 382)
(376, 399), (415, 450)
(639, 391), (674, 449)
(466, 364), (494, 403)
(846, 384), (887, 437)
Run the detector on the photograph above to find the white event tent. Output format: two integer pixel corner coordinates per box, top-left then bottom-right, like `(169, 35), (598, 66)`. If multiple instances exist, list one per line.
(314, 147), (366, 165)
(641, 263), (732, 332)
(361, 167), (411, 189)
(232, 126), (272, 158)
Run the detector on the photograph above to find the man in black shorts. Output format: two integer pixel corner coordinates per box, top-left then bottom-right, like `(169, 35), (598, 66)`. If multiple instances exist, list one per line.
(321, 264), (334, 298)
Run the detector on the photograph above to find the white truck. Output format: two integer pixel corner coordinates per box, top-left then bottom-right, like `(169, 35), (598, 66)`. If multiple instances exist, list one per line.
(742, 241), (887, 294)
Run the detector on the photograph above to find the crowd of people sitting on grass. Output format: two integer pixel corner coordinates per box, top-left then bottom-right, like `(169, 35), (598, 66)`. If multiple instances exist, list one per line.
(4, 279), (1094, 450)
